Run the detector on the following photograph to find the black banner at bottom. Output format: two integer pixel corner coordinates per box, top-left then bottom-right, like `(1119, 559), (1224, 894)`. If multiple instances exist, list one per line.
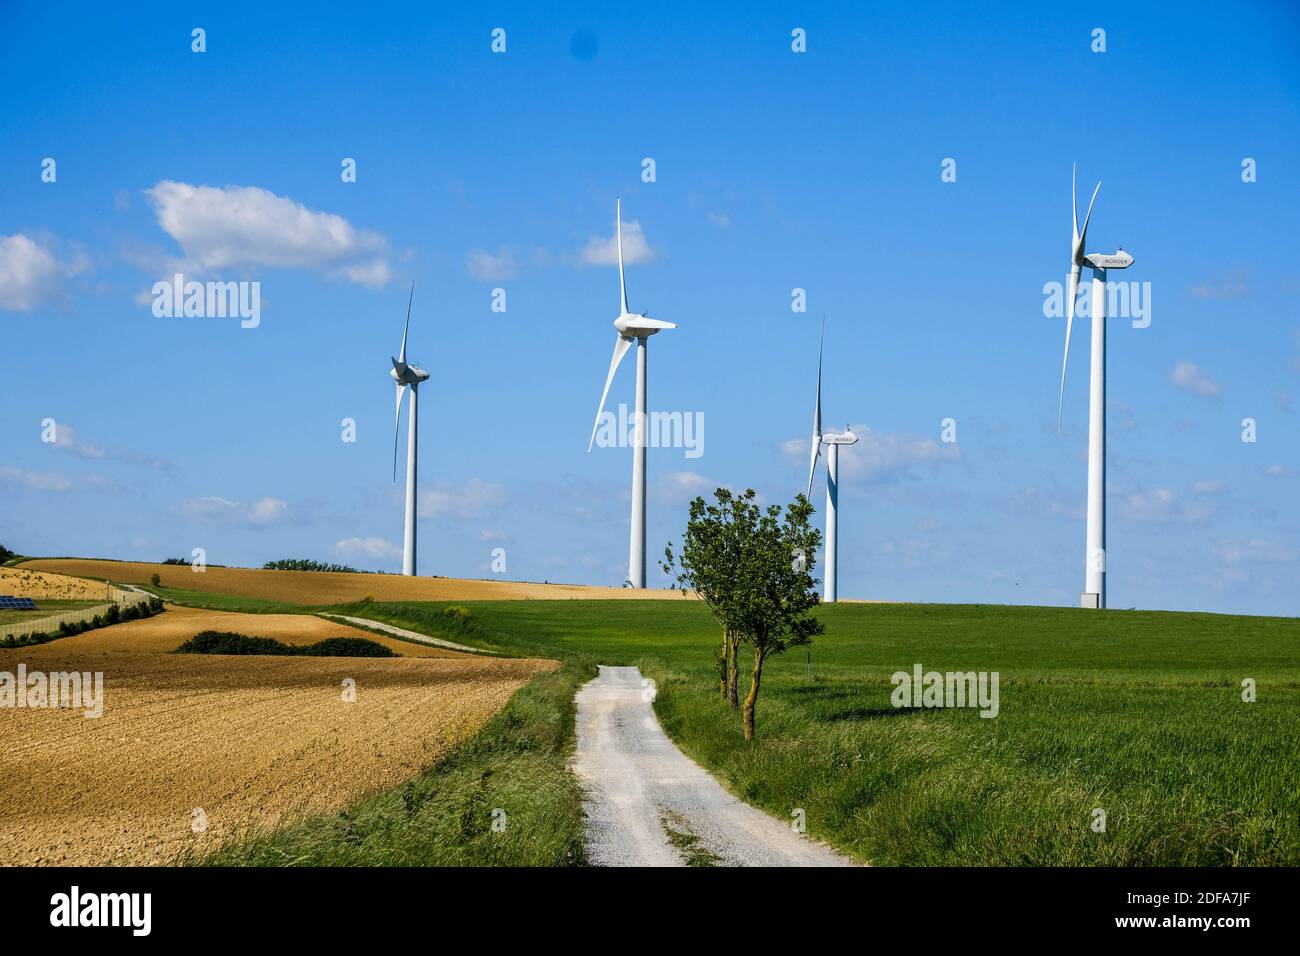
(0, 866), (1284, 940)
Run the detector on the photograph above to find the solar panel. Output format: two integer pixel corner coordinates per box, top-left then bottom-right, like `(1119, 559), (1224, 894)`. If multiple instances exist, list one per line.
(0, 596), (38, 610)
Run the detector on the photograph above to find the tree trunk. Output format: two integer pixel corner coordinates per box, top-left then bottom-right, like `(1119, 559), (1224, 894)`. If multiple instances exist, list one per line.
(726, 634), (741, 710)
(719, 631), (730, 700)
(742, 648), (765, 740)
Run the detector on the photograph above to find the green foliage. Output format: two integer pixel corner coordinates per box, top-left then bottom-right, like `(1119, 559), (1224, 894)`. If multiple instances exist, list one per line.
(1, 595), (164, 646)
(150, 573), (161, 587)
(174, 630), (395, 657)
(0, 543), (14, 563)
(161, 556), (190, 565)
(664, 488), (823, 736)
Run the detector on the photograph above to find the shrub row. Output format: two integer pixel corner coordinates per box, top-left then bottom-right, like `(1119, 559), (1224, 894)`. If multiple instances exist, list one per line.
(1, 595), (165, 648)
(174, 630), (396, 657)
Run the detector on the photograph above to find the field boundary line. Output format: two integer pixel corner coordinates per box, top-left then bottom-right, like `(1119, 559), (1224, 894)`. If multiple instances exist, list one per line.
(317, 614), (498, 655)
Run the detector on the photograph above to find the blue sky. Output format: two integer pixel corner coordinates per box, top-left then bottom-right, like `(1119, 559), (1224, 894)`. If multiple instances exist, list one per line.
(2, 1), (1298, 615)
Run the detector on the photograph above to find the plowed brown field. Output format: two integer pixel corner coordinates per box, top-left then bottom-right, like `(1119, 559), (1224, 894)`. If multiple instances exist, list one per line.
(0, 605), (556, 865)
(20, 559), (690, 603)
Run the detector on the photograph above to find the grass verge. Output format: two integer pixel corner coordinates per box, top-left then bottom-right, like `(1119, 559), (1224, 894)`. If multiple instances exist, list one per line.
(190, 657), (594, 866)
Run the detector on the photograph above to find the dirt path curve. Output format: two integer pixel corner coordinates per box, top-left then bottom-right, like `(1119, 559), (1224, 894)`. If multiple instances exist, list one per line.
(318, 614), (494, 655)
(572, 665), (854, 867)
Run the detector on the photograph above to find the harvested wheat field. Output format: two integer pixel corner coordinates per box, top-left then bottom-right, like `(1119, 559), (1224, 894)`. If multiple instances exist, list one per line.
(21, 558), (691, 604)
(33, 604), (468, 659)
(0, 611), (556, 865)
(0, 566), (116, 601)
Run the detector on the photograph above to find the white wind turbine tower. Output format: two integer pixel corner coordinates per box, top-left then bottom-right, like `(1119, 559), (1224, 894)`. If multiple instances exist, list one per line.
(587, 198), (676, 588)
(1057, 165), (1134, 609)
(805, 319), (857, 603)
(390, 281), (429, 576)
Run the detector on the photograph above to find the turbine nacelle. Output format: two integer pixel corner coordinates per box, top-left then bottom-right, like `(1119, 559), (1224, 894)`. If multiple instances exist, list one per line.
(1084, 250), (1134, 270)
(821, 430), (858, 446)
(614, 312), (676, 338)
(391, 358), (430, 385)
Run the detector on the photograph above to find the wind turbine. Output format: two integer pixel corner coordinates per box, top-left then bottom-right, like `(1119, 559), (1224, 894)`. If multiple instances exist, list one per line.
(805, 319), (857, 603)
(587, 198), (676, 588)
(390, 281), (429, 577)
(1057, 165), (1134, 609)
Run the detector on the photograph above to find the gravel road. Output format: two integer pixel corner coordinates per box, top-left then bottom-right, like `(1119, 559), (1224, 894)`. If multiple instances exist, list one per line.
(318, 614), (493, 654)
(572, 665), (854, 867)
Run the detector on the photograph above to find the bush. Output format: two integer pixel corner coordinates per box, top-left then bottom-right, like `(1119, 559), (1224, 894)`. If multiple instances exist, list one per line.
(150, 573), (161, 587)
(175, 630), (396, 658)
(161, 556), (189, 565)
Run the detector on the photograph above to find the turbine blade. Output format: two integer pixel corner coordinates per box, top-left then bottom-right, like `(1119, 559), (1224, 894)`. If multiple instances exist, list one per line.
(1079, 181), (1101, 249)
(399, 281), (414, 364)
(807, 319), (824, 497)
(617, 197), (629, 314)
(1072, 162), (1078, 237)
(393, 382), (406, 481)
(1057, 266), (1081, 434)
(588, 334), (633, 452)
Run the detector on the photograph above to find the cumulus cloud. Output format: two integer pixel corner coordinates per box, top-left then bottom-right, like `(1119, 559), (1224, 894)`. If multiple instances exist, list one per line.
(0, 234), (85, 311)
(333, 536), (402, 560)
(173, 495), (291, 526)
(417, 479), (507, 519)
(1171, 361), (1221, 399)
(143, 180), (392, 287)
(784, 426), (959, 484)
(580, 218), (655, 266)
(466, 246), (517, 282)
(1191, 479), (1229, 495)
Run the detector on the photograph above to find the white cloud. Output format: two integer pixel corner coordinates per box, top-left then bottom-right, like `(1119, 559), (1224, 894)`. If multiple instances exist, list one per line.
(706, 211), (731, 229)
(1214, 539), (1298, 565)
(785, 426), (959, 484)
(143, 180), (391, 286)
(173, 495), (291, 526)
(0, 234), (84, 312)
(1191, 275), (1249, 299)
(1171, 361), (1221, 399)
(580, 219), (655, 266)
(0, 466), (73, 492)
(1118, 488), (1211, 525)
(333, 536), (402, 560)
(417, 479), (507, 519)
(653, 470), (715, 502)
(1265, 464), (1294, 478)
(49, 423), (170, 469)
(466, 246), (517, 281)
(1191, 479), (1229, 495)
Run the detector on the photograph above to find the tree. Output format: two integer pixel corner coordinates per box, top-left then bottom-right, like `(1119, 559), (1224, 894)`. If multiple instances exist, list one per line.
(734, 494), (823, 740)
(662, 488), (760, 709)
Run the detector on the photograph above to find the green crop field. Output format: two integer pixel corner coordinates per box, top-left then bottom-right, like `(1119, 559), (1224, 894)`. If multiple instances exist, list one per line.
(187, 591), (1299, 866)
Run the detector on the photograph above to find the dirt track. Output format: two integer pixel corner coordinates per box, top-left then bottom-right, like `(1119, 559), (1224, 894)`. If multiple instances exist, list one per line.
(0, 609), (555, 865)
(21, 559), (691, 603)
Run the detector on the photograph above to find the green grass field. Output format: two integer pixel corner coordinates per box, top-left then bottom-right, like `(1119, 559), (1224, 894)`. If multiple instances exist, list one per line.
(178, 589), (1299, 866)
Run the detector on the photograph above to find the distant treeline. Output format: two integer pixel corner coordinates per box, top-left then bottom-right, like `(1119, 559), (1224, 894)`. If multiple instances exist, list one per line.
(261, 559), (372, 574)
